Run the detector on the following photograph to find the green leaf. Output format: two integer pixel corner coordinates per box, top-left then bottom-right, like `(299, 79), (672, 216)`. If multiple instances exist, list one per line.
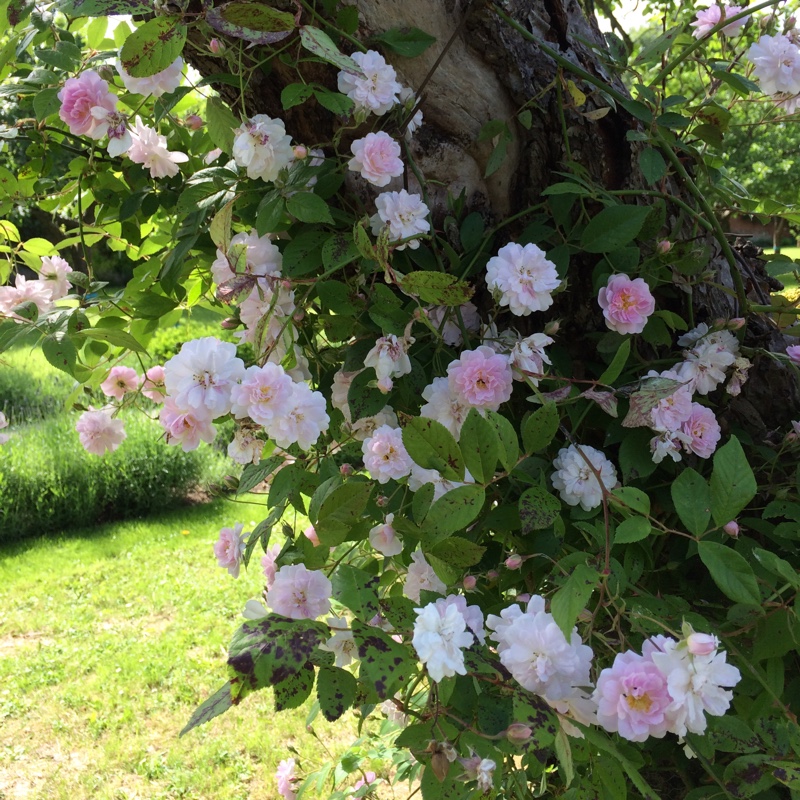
(423, 484), (486, 542)
(580, 205), (652, 253)
(42, 333), (76, 375)
(206, 97), (239, 154)
(322, 233), (360, 271)
(710, 436), (756, 526)
(281, 82), (314, 109)
(313, 88), (354, 116)
(598, 338), (631, 385)
(206, 2), (295, 45)
(551, 563), (599, 639)
(400, 272), (473, 305)
(283, 229), (327, 277)
(459, 409), (499, 483)
(33, 87), (60, 122)
(347, 368), (386, 421)
(374, 26), (436, 58)
(351, 620), (415, 699)
(227, 615), (327, 702)
(706, 716), (761, 754)
(615, 515), (651, 544)
(639, 147), (667, 184)
(58, 0), (151, 15)
(402, 417), (464, 481)
(131, 292), (178, 320)
(697, 541), (761, 606)
(522, 402), (559, 454)
(120, 17), (187, 78)
(609, 486), (650, 517)
(314, 480), (371, 546)
(430, 536), (486, 568)
(484, 411), (519, 471)
(316, 666), (357, 722)
(238, 455), (283, 495)
(286, 192), (334, 224)
(721, 755), (775, 798)
(671, 468), (711, 535)
(331, 563), (380, 620)
(752, 547), (800, 589)
(0, 166), (18, 197)
(299, 26), (362, 75)
(74, 327), (146, 353)
(180, 682), (233, 737)
(519, 485), (561, 533)
(712, 70), (761, 98)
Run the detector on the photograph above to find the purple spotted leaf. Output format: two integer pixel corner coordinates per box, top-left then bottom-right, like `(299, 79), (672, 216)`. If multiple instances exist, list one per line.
(722, 754), (776, 798)
(57, 0), (151, 16)
(206, 3), (295, 45)
(216, 273), (257, 304)
(273, 662), (315, 711)
(317, 665), (357, 721)
(179, 681), (233, 736)
(621, 377), (683, 428)
(120, 17), (187, 78)
(300, 25), (363, 76)
(581, 388), (619, 417)
(227, 614), (327, 703)
(351, 619), (415, 699)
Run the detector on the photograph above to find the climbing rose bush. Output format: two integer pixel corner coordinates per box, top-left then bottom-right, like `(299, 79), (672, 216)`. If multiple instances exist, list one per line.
(1, 2), (799, 798)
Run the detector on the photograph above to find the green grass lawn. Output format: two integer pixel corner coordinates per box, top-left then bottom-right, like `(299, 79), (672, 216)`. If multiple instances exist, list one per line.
(0, 501), (388, 800)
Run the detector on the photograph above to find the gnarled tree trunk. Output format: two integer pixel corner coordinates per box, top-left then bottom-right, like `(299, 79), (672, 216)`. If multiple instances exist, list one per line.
(185, 0), (799, 433)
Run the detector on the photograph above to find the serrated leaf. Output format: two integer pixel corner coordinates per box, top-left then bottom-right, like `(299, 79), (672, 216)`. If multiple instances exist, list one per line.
(400, 272), (473, 305)
(671, 468), (710, 535)
(710, 436), (756, 526)
(351, 620), (415, 699)
(522, 402), (559, 454)
(299, 26), (362, 75)
(697, 541), (761, 606)
(374, 26), (436, 57)
(598, 338), (631, 385)
(423, 485), (485, 543)
(430, 536), (486, 568)
(317, 666), (357, 721)
(238, 455), (283, 495)
(286, 192), (333, 224)
(206, 2), (295, 45)
(42, 333), (76, 376)
(459, 409), (499, 483)
(209, 199), (234, 251)
(639, 147), (667, 184)
(402, 417), (464, 481)
(120, 17), (187, 79)
(206, 97), (239, 154)
(551, 563), (598, 639)
(74, 327), (146, 353)
(484, 411), (519, 471)
(519, 485), (561, 533)
(581, 205), (651, 253)
(614, 515), (651, 544)
(180, 682), (233, 736)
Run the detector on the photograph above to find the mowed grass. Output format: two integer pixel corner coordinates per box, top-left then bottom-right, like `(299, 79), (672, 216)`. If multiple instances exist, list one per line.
(0, 501), (381, 800)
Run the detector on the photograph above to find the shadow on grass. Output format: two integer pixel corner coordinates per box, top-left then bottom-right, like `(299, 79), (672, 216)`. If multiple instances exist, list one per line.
(0, 496), (229, 560)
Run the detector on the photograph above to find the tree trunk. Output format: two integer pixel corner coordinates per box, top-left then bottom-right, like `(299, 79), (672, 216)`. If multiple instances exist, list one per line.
(185, 0), (800, 431)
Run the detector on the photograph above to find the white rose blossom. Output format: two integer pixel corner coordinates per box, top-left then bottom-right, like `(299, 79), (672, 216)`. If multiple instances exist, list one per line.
(232, 114), (294, 182)
(551, 444), (618, 511)
(337, 50), (401, 116)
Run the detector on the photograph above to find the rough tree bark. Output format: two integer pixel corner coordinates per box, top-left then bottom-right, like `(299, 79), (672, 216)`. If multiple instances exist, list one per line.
(185, 0), (800, 433)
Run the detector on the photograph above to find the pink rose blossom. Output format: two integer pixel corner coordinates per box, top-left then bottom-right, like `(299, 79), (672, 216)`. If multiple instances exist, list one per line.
(141, 365), (166, 402)
(486, 242), (561, 315)
(75, 407), (126, 456)
(100, 365), (140, 400)
(275, 758), (298, 800)
(787, 344), (800, 364)
(348, 132), (404, 187)
(594, 650), (673, 742)
(213, 522), (247, 578)
(39, 255), (73, 300)
(159, 397), (217, 452)
(404, 549), (446, 602)
(261, 542), (282, 589)
(679, 403), (721, 459)
(686, 632), (719, 657)
(304, 525), (321, 547)
(598, 273), (656, 335)
(267, 564), (332, 619)
(230, 363), (294, 426)
(369, 513), (403, 556)
(128, 116), (189, 179)
(447, 346), (513, 411)
(362, 425), (413, 484)
(58, 70), (118, 137)
(267, 382), (329, 451)
(723, 520), (740, 537)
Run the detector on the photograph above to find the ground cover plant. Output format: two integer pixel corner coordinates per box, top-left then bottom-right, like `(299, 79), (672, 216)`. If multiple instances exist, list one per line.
(0, 0), (799, 799)
(0, 502), (389, 800)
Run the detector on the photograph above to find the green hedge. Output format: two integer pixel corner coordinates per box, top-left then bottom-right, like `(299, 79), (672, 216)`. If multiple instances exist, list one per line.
(0, 350), (73, 424)
(0, 413), (226, 541)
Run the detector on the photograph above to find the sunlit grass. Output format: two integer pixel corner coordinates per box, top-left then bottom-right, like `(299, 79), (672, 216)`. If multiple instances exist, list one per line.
(0, 501), (391, 800)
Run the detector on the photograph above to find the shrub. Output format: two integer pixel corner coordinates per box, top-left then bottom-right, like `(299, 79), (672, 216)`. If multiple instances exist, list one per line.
(0, 413), (226, 541)
(0, 348), (73, 424)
